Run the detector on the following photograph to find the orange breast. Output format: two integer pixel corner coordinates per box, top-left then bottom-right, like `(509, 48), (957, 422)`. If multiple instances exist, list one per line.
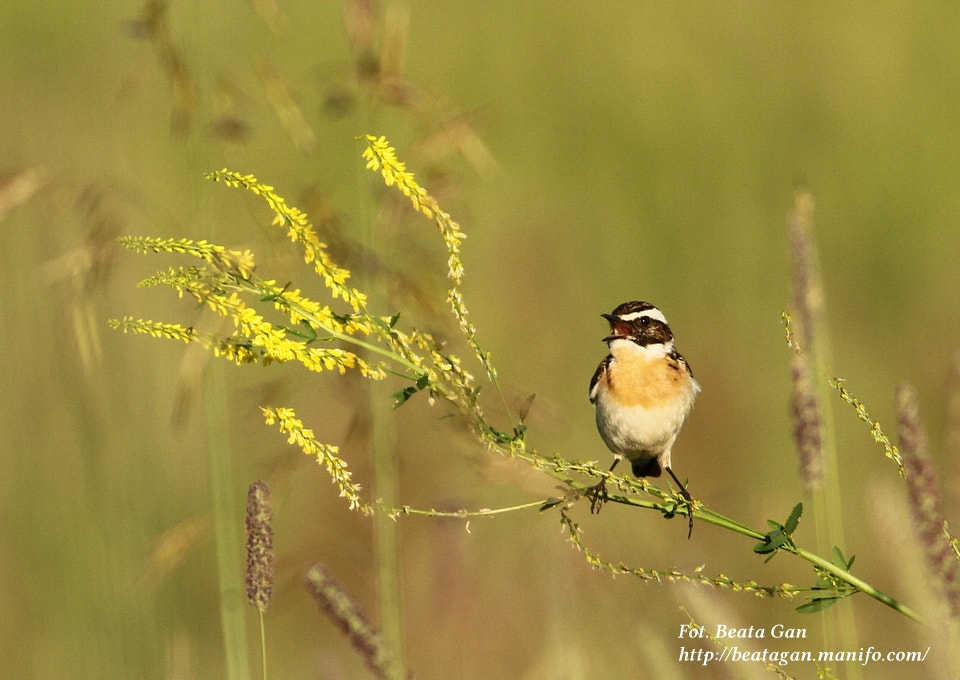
(608, 353), (689, 408)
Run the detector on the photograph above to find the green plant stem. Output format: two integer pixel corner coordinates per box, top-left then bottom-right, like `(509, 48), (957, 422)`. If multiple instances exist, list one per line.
(257, 611), (268, 680)
(596, 486), (923, 623)
(370, 379), (406, 680)
(205, 362), (251, 680)
(502, 450), (920, 621)
(230, 277), (424, 376)
(786, 544), (923, 623)
(384, 499), (547, 519)
(296, 310), (419, 374)
(390, 427), (922, 622)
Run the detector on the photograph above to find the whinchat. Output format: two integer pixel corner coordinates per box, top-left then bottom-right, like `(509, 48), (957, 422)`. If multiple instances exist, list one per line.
(589, 301), (699, 535)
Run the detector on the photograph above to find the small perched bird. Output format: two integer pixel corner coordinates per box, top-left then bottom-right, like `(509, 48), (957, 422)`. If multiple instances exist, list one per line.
(589, 301), (700, 535)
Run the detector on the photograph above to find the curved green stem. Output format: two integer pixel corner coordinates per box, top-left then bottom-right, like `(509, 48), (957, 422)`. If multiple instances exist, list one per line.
(523, 454), (923, 624)
(385, 500), (547, 519)
(634, 493), (923, 622)
(697, 501), (922, 621)
(787, 544), (923, 623)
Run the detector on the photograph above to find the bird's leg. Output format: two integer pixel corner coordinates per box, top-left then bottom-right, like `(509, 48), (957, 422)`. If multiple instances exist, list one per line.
(665, 466), (694, 539)
(588, 459), (620, 514)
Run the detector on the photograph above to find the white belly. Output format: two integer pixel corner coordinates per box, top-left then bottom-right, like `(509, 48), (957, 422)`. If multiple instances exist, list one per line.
(594, 385), (696, 470)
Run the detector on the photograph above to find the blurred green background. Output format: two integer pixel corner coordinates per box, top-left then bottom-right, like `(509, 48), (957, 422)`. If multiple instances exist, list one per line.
(3, 1), (960, 678)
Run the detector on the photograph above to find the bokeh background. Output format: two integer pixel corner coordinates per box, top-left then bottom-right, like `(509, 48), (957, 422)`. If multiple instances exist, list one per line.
(3, 1), (960, 678)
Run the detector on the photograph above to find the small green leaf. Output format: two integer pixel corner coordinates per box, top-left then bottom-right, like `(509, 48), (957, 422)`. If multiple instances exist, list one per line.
(784, 502), (803, 534)
(540, 497), (563, 511)
(391, 386), (417, 407)
(812, 575), (833, 590)
(391, 373), (431, 408)
(277, 320), (316, 343)
(831, 546), (855, 570)
(518, 393), (536, 422)
(260, 281), (292, 302)
(796, 597), (840, 614)
(769, 532), (789, 550)
(754, 503), (803, 557)
(755, 526), (788, 554)
(754, 538), (777, 554)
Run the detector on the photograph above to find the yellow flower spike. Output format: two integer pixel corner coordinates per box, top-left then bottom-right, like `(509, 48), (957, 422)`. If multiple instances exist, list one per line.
(108, 317), (195, 343)
(205, 169), (366, 311)
(358, 133), (502, 390)
(116, 157), (499, 513)
(260, 406), (371, 513)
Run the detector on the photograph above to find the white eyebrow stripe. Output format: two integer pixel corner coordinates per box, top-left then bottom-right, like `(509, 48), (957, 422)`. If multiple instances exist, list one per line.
(619, 308), (667, 324)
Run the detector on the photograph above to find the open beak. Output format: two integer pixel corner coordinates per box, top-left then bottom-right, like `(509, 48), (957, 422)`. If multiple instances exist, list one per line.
(601, 313), (629, 342)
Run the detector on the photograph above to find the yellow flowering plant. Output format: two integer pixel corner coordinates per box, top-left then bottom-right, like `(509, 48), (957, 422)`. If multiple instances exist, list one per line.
(109, 136), (501, 515)
(110, 135), (924, 625)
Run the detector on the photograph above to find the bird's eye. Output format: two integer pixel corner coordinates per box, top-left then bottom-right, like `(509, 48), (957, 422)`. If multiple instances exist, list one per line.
(639, 317), (650, 326)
